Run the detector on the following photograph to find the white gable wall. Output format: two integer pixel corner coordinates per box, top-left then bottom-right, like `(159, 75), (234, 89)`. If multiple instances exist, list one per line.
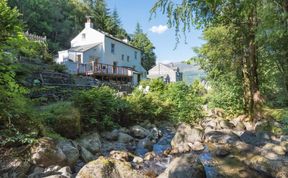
(71, 28), (104, 47)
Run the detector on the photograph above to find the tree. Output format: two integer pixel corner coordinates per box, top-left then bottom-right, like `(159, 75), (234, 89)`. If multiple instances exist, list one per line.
(8, 0), (90, 53)
(151, 0), (284, 119)
(135, 22), (143, 34)
(0, 0), (35, 132)
(130, 23), (156, 71)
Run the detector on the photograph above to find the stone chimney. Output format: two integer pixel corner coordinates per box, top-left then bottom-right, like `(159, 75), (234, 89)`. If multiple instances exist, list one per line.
(85, 16), (93, 29)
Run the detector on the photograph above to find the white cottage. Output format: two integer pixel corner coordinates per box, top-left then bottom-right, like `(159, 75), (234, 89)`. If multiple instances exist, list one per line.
(148, 63), (183, 83)
(56, 18), (147, 85)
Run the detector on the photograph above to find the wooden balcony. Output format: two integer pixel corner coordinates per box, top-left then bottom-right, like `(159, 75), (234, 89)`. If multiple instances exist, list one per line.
(77, 62), (133, 78)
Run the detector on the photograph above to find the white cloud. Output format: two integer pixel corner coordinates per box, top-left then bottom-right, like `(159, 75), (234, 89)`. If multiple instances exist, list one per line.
(149, 25), (168, 34)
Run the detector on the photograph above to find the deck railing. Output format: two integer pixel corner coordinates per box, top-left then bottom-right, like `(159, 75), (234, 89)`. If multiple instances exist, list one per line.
(77, 62), (133, 76)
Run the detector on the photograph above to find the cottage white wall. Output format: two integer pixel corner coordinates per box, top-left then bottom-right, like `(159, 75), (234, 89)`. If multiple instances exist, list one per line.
(82, 46), (103, 63)
(104, 37), (141, 68)
(57, 50), (68, 63)
(71, 28), (105, 47)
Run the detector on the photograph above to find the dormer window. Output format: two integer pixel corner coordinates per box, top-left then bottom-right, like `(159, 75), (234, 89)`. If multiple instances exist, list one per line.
(82, 33), (86, 39)
(127, 56), (130, 62)
(134, 51), (137, 59)
(111, 43), (115, 54)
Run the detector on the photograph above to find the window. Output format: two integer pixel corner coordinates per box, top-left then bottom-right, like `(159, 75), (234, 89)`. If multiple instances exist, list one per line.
(111, 43), (115, 54)
(127, 56), (130, 62)
(82, 33), (86, 39)
(134, 51), (137, 59)
(121, 54), (124, 61)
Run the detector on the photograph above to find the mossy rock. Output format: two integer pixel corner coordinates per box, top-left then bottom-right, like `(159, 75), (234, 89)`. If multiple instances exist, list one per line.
(76, 156), (148, 178)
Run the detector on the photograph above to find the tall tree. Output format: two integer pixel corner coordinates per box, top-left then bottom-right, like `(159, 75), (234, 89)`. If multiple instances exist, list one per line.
(151, 0), (271, 119)
(130, 23), (156, 71)
(8, 0), (90, 53)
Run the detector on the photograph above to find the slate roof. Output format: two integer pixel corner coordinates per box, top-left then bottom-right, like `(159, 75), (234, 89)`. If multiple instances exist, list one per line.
(69, 43), (101, 52)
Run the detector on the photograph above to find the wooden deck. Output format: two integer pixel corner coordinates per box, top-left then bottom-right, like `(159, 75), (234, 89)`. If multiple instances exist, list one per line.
(77, 62), (133, 82)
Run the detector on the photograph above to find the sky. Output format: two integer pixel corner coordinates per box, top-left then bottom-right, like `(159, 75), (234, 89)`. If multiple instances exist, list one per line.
(106, 0), (205, 63)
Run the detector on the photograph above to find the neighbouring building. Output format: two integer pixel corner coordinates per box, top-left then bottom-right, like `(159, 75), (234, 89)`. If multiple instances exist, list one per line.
(56, 18), (147, 86)
(148, 62), (206, 84)
(148, 63), (183, 83)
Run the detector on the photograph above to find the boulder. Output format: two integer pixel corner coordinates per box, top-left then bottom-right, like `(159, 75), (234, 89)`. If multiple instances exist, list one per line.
(188, 141), (205, 151)
(244, 155), (288, 178)
(130, 125), (149, 139)
(204, 130), (239, 144)
(214, 145), (230, 157)
(76, 157), (148, 178)
(137, 137), (155, 151)
(144, 152), (156, 161)
(79, 146), (95, 163)
(118, 132), (134, 143)
(109, 150), (130, 162)
(78, 133), (101, 154)
(171, 123), (203, 148)
(58, 140), (79, 167)
(157, 153), (205, 178)
(101, 129), (119, 141)
(132, 156), (144, 164)
(0, 157), (31, 178)
(261, 143), (286, 160)
(30, 137), (66, 167)
(28, 165), (72, 178)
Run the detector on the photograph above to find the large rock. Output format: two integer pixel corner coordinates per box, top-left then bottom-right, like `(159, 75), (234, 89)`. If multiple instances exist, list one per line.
(76, 156), (148, 178)
(58, 140), (79, 167)
(0, 157), (31, 178)
(79, 146), (95, 163)
(78, 133), (101, 154)
(28, 165), (72, 178)
(204, 130), (239, 144)
(101, 129), (119, 141)
(171, 123), (203, 148)
(130, 125), (149, 139)
(244, 155), (288, 178)
(30, 137), (66, 167)
(118, 132), (134, 143)
(157, 153), (205, 178)
(261, 143), (286, 160)
(137, 137), (155, 151)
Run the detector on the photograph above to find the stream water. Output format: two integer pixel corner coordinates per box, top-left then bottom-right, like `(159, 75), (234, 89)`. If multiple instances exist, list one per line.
(134, 126), (220, 177)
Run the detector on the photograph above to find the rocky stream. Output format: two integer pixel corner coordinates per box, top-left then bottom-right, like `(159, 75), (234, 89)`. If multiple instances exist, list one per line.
(1, 114), (288, 178)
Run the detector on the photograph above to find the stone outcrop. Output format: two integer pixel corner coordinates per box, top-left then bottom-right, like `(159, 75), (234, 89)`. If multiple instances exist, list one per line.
(76, 157), (148, 178)
(30, 137), (66, 167)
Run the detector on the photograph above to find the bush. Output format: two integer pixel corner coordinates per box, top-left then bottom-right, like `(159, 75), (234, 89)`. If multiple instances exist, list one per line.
(164, 81), (204, 123)
(41, 101), (81, 138)
(126, 90), (172, 123)
(126, 79), (204, 124)
(72, 86), (127, 130)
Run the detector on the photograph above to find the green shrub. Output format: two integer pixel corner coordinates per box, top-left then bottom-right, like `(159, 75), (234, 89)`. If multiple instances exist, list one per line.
(41, 102), (81, 138)
(126, 90), (172, 123)
(72, 86), (126, 130)
(126, 79), (204, 124)
(164, 81), (204, 123)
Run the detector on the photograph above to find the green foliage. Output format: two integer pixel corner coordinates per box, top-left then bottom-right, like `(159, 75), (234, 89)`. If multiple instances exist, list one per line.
(126, 90), (172, 123)
(8, 0), (90, 52)
(126, 79), (204, 124)
(41, 102), (81, 139)
(0, 127), (37, 147)
(130, 23), (156, 70)
(72, 86), (126, 130)
(165, 81), (204, 123)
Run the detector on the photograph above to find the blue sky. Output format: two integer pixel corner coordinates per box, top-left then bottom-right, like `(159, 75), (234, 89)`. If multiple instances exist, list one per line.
(106, 0), (205, 63)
